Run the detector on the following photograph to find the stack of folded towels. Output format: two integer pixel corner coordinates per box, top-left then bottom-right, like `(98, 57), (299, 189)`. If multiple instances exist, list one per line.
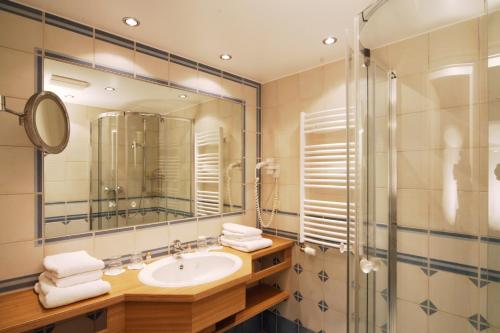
(34, 251), (111, 309)
(220, 223), (273, 252)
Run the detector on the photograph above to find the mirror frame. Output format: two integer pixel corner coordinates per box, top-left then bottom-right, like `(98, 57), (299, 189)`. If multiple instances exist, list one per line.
(24, 91), (70, 154)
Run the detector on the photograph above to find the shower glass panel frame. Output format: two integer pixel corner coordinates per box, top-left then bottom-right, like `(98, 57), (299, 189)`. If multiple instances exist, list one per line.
(90, 111), (193, 230)
(349, 12), (397, 333)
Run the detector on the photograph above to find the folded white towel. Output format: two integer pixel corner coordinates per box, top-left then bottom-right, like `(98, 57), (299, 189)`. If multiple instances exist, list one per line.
(222, 230), (262, 241)
(220, 236), (273, 252)
(44, 269), (103, 288)
(223, 223), (262, 237)
(43, 251), (105, 279)
(34, 273), (111, 309)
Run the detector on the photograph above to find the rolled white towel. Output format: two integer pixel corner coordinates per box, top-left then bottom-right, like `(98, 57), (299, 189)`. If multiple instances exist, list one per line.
(44, 269), (103, 288)
(223, 223), (262, 237)
(220, 236), (272, 252)
(222, 230), (262, 241)
(34, 273), (111, 309)
(43, 251), (105, 279)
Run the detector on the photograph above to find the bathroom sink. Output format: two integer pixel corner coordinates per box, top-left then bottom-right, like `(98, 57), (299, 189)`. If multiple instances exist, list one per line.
(138, 252), (243, 288)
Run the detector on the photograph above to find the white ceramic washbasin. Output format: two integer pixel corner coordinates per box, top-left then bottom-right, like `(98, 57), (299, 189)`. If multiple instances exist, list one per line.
(138, 251), (243, 288)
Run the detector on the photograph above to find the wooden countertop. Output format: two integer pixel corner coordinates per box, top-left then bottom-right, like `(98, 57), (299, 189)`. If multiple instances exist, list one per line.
(0, 235), (293, 333)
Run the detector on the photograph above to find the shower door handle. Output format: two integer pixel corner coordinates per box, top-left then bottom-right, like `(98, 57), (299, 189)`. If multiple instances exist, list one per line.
(360, 257), (380, 274)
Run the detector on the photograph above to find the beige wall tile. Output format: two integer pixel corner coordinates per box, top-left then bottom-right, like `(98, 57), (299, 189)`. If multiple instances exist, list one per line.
(0, 146), (34, 194)
(397, 262), (428, 303)
(277, 74), (299, 105)
(197, 218), (222, 238)
(221, 78), (244, 100)
(135, 224), (169, 252)
(397, 189), (429, 229)
(0, 194), (35, 243)
(134, 52), (169, 81)
(298, 66), (324, 100)
(397, 111), (430, 151)
(198, 71), (223, 95)
(0, 97), (31, 147)
(262, 80), (278, 108)
(389, 34), (429, 76)
(397, 300), (428, 333)
(398, 150), (429, 189)
(0, 12), (42, 53)
(93, 229), (135, 259)
(95, 40), (134, 73)
(0, 47), (35, 99)
(169, 220), (197, 243)
(299, 298), (323, 332)
(429, 18), (480, 69)
(430, 270), (479, 318)
(397, 230), (428, 257)
(429, 234), (479, 266)
(429, 148), (480, 191)
(45, 221), (66, 238)
(429, 190), (479, 235)
(169, 62), (198, 90)
(429, 311), (476, 333)
(322, 309), (347, 333)
(323, 60), (346, 109)
(429, 105), (480, 149)
(44, 236), (94, 256)
(44, 25), (93, 63)
(397, 73), (428, 114)
(0, 240), (43, 280)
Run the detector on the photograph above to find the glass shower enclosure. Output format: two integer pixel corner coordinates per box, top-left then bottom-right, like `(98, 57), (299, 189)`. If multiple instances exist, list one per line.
(90, 112), (193, 230)
(350, 0), (500, 332)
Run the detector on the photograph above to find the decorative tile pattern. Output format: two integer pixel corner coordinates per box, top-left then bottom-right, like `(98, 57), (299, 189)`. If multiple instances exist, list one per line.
(318, 270), (329, 282)
(318, 300), (329, 312)
(419, 299), (438, 316)
(468, 314), (490, 331)
(294, 263), (303, 274)
(294, 291), (303, 302)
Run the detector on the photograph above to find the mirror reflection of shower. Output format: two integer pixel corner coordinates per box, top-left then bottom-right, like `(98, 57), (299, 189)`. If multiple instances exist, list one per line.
(226, 161), (241, 210)
(90, 112), (193, 229)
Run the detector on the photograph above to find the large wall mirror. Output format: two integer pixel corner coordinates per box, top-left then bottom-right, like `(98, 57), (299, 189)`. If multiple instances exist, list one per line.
(43, 58), (244, 238)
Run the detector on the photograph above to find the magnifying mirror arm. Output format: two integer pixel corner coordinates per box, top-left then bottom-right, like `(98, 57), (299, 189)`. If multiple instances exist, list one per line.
(0, 95), (24, 125)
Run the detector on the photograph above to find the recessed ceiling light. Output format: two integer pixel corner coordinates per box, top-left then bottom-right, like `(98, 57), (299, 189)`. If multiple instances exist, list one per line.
(122, 17), (140, 27)
(178, 94), (188, 99)
(322, 36), (337, 45)
(220, 53), (232, 61)
(104, 87), (116, 92)
(64, 94), (74, 98)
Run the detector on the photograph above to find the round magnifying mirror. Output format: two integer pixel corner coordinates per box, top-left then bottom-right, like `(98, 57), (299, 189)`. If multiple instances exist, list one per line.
(23, 91), (69, 154)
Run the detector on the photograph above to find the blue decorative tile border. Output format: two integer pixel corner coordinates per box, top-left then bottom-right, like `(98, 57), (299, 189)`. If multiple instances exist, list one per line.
(0, 0), (41, 21)
(45, 13), (93, 37)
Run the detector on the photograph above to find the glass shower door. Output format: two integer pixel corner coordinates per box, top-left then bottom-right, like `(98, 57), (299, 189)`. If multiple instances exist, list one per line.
(349, 31), (395, 333)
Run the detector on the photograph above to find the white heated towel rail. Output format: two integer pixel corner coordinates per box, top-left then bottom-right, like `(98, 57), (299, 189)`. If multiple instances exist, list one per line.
(194, 128), (223, 216)
(299, 107), (355, 250)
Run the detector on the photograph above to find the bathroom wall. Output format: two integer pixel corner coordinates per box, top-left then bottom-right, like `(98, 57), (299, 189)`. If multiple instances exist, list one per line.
(261, 59), (349, 333)
(0, 2), (259, 292)
(370, 13), (498, 333)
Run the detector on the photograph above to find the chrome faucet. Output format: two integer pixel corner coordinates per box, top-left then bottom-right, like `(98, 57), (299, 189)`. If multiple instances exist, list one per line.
(172, 239), (186, 259)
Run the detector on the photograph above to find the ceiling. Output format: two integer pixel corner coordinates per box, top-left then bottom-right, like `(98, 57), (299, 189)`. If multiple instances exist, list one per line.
(44, 58), (216, 115)
(360, 0), (495, 48)
(18, 0), (371, 83)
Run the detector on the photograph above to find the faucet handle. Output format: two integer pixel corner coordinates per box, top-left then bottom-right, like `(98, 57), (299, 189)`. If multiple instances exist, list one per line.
(172, 239), (183, 250)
